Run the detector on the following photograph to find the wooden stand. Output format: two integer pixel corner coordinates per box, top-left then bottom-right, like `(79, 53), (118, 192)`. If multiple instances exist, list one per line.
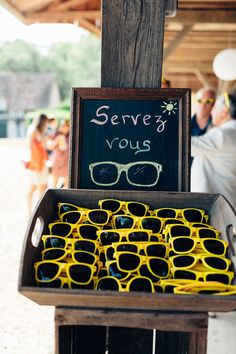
(55, 307), (208, 354)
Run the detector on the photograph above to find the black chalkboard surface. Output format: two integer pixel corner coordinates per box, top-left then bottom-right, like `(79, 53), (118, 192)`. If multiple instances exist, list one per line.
(70, 88), (190, 191)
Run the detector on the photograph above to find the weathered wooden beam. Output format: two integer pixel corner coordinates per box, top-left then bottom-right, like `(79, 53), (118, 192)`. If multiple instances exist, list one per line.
(164, 25), (192, 60)
(14, 0), (52, 13)
(164, 63), (213, 73)
(167, 10), (236, 24)
(79, 18), (101, 37)
(101, 0), (166, 88)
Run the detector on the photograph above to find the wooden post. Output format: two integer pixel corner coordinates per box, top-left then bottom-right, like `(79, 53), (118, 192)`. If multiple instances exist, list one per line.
(101, 0), (166, 88)
(101, 1), (166, 353)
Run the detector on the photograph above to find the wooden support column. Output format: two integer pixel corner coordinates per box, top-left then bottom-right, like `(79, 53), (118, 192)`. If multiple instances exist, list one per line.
(101, 1), (166, 354)
(101, 0), (166, 88)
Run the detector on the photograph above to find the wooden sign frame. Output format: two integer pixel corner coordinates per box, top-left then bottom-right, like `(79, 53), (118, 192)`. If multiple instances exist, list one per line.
(69, 88), (191, 191)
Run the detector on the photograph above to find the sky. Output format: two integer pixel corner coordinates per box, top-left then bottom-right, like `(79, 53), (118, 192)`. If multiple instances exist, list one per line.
(0, 5), (85, 46)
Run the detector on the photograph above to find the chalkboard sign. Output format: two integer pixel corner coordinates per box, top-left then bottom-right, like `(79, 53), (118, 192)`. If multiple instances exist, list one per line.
(70, 88), (190, 191)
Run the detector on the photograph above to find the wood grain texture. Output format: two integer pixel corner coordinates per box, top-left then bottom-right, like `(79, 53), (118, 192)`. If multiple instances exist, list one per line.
(101, 0), (166, 88)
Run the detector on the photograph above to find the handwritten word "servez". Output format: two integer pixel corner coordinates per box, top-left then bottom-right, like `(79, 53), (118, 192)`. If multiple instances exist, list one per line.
(90, 105), (167, 133)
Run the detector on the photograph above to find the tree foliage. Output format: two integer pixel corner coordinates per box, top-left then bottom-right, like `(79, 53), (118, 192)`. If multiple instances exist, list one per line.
(0, 34), (101, 100)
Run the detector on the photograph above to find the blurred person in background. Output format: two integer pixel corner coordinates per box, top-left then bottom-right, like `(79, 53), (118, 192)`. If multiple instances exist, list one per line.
(191, 92), (236, 210)
(191, 87), (216, 137)
(27, 114), (49, 214)
(47, 119), (70, 188)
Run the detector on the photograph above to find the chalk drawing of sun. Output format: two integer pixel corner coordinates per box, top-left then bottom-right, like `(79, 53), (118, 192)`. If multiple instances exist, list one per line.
(161, 101), (178, 115)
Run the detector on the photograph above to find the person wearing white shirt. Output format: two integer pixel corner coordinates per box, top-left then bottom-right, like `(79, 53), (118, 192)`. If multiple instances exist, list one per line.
(191, 92), (236, 211)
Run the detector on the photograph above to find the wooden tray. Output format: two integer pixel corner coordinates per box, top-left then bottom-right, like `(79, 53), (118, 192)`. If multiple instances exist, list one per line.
(18, 189), (236, 312)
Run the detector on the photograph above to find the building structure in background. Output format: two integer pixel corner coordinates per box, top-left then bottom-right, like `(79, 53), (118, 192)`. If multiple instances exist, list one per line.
(0, 73), (60, 137)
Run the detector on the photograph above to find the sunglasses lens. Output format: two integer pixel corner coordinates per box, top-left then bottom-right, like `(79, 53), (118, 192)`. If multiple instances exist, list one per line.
(78, 225), (99, 240)
(128, 231), (149, 242)
(60, 204), (78, 213)
(73, 251), (96, 264)
(118, 253), (140, 271)
(101, 200), (120, 213)
(172, 255), (195, 268)
(69, 264), (92, 283)
(203, 239), (224, 255)
(165, 285), (176, 293)
(165, 219), (184, 226)
(100, 231), (120, 246)
(43, 249), (65, 261)
(149, 258), (169, 277)
(198, 228), (217, 239)
(206, 273), (230, 284)
(173, 270), (197, 280)
(146, 244), (166, 257)
(50, 223), (72, 237)
(157, 209), (176, 218)
(129, 278), (153, 292)
(183, 209), (203, 222)
(139, 264), (160, 282)
(37, 263), (59, 281)
(204, 257), (227, 270)
(115, 216), (134, 229)
(97, 278), (119, 291)
(44, 237), (65, 249)
(116, 244), (138, 253)
(74, 240), (96, 253)
(127, 203), (147, 216)
(170, 225), (191, 237)
(172, 238), (194, 253)
(62, 211), (81, 224)
(89, 210), (109, 224)
(107, 262), (130, 280)
(105, 247), (115, 261)
(141, 218), (162, 233)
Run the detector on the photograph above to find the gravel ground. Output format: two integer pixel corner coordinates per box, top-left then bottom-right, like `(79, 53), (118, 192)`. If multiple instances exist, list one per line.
(0, 138), (236, 354)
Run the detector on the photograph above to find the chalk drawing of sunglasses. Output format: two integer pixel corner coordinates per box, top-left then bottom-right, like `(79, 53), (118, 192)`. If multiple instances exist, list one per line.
(89, 161), (162, 187)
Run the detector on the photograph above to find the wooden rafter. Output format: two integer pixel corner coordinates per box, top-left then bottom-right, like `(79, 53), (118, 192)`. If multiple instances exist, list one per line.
(164, 25), (192, 60)
(78, 18), (101, 36)
(194, 69), (213, 88)
(48, 0), (94, 11)
(168, 10), (236, 24)
(24, 10), (100, 24)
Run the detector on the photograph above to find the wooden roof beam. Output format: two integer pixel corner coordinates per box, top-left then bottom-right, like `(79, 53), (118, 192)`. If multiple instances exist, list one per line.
(24, 10), (101, 24)
(78, 18), (101, 36)
(0, 0), (25, 21)
(164, 25), (192, 60)
(167, 10), (236, 24)
(194, 69), (215, 88)
(48, 0), (94, 11)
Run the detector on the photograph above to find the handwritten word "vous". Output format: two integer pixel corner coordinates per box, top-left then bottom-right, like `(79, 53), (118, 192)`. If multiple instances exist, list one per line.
(90, 105), (167, 133)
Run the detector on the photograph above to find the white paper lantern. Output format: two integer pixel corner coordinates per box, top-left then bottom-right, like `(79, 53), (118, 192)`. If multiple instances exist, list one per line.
(213, 49), (236, 81)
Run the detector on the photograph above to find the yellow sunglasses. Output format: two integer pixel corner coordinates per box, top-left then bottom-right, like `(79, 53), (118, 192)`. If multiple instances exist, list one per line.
(37, 276), (98, 289)
(98, 198), (150, 216)
(97, 228), (156, 246)
(41, 248), (100, 265)
(60, 209), (112, 226)
(112, 241), (169, 258)
(171, 268), (234, 285)
(154, 279), (196, 293)
(42, 235), (101, 254)
(34, 260), (97, 284)
(114, 252), (170, 278)
(174, 281), (236, 295)
(95, 275), (155, 293)
(169, 236), (228, 256)
(154, 207), (208, 223)
(169, 253), (231, 271)
(58, 202), (90, 215)
(112, 215), (165, 233)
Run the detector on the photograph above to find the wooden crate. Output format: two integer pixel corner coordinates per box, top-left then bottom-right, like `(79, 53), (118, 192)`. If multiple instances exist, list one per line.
(18, 189), (236, 312)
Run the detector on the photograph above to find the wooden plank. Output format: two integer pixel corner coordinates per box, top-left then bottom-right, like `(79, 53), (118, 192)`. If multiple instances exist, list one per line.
(48, 0), (94, 11)
(55, 308), (208, 333)
(164, 25), (192, 60)
(101, 0), (166, 88)
(194, 69), (213, 88)
(24, 10), (100, 23)
(167, 10), (236, 23)
(78, 18), (101, 36)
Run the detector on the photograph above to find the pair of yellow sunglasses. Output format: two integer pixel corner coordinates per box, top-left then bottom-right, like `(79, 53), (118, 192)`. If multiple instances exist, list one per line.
(95, 275), (155, 293)
(174, 281), (236, 295)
